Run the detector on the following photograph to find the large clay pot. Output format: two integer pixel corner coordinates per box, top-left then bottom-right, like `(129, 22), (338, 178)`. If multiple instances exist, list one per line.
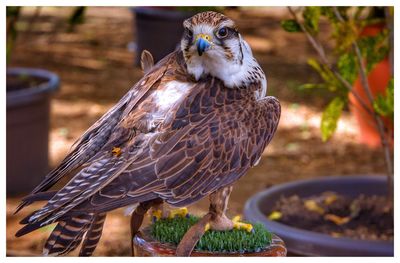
(349, 24), (393, 148)
(7, 68), (59, 196)
(133, 227), (287, 256)
(244, 175), (393, 256)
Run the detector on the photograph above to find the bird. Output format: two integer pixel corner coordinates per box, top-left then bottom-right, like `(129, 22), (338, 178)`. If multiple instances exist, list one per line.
(15, 11), (280, 256)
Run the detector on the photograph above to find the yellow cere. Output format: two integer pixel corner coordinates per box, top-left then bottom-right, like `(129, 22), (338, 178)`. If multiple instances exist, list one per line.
(195, 33), (212, 42)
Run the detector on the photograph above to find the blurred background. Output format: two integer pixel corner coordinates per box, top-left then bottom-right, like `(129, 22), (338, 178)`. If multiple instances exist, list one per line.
(6, 6), (392, 256)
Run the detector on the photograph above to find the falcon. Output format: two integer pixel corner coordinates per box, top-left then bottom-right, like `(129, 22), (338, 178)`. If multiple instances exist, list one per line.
(15, 11), (280, 256)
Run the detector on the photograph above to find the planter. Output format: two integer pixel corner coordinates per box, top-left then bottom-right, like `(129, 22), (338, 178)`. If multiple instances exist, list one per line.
(244, 175), (393, 256)
(7, 68), (59, 196)
(133, 227), (287, 256)
(131, 7), (196, 65)
(349, 24), (393, 148)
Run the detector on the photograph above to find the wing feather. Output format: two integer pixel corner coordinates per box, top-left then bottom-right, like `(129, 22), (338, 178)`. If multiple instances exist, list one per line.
(15, 52), (176, 214)
(80, 80), (281, 210)
(19, 51), (280, 231)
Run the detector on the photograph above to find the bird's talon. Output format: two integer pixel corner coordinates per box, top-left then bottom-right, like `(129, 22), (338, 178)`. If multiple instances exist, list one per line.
(168, 207), (188, 219)
(232, 215), (253, 233)
(151, 209), (162, 222)
(232, 215), (241, 223)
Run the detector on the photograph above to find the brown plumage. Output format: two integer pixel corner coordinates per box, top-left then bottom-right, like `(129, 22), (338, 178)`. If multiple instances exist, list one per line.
(15, 11), (280, 256)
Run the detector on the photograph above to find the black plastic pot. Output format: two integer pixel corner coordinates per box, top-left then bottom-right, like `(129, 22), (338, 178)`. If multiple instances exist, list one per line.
(7, 68), (59, 196)
(244, 175), (393, 256)
(131, 7), (196, 65)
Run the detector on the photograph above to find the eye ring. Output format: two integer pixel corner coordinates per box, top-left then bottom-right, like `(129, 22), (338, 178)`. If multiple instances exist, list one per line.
(216, 27), (229, 39)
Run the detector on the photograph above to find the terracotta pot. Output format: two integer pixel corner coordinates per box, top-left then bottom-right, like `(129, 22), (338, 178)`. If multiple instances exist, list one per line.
(133, 227), (287, 257)
(244, 175), (393, 256)
(349, 24), (393, 148)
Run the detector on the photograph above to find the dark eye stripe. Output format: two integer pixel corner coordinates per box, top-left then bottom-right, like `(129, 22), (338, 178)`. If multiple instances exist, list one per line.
(184, 28), (193, 43)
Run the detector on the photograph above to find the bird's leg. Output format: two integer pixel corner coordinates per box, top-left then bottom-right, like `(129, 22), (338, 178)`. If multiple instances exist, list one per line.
(149, 202), (168, 222)
(176, 186), (234, 256)
(206, 186), (234, 231)
(206, 186), (253, 232)
(130, 199), (162, 256)
(175, 212), (212, 256)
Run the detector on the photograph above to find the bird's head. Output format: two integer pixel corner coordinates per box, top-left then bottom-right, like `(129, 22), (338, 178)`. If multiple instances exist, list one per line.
(181, 11), (266, 96)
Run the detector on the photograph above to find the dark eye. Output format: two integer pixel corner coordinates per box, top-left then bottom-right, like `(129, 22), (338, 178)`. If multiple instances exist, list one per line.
(216, 27), (229, 38)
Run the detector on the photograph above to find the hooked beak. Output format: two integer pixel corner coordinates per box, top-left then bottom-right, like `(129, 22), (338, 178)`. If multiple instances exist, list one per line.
(195, 34), (212, 56)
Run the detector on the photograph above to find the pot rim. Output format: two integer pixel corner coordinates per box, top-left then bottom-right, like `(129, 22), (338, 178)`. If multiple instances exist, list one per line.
(244, 175), (393, 256)
(7, 67), (60, 107)
(135, 227), (286, 256)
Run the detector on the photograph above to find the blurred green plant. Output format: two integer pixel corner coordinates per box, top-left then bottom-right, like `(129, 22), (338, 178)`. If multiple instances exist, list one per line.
(282, 6), (393, 201)
(6, 6), (87, 63)
(6, 6), (21, 63)
(67, 7), (87, 32)
(373, 79), (394, 119)
(282, 7), (392, 141)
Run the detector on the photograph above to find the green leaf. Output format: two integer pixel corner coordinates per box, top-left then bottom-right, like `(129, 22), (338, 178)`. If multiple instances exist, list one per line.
(6, 6), (21, 63)
(6, 6), (21, 17)
(281, 19), (302, 32)
(358, 30), (390, 72)
(320, 97), (345, 141)
(373, 78), (394, 118)
(307, 58), (344, 92)
(337, 52), (358, 84)
(298, 83), (327, 90)
(303, 7), (321, 34)
(67, 7), (86, 32)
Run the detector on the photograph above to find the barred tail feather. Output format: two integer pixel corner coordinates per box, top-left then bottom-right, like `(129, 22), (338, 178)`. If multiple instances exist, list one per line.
(79, 213), (107, 256)
(43, 213), (94, 256)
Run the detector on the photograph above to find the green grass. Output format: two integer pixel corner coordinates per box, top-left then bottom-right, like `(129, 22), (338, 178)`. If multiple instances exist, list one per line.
(150, 215), (272, 253)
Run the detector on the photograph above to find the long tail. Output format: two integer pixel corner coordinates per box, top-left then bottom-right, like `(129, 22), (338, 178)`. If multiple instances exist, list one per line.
(43, 212), (107, 256)
(16, 212), (106, 256)
(79, 213), (106, 256)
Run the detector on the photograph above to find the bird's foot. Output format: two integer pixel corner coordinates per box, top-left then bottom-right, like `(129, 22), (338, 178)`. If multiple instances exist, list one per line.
(168, 207), (189, 219)
(151, 209), (163, 222)
(203, 215), (253, 233)
(232, 215), (254, 233)
(151, 207), (189, 222)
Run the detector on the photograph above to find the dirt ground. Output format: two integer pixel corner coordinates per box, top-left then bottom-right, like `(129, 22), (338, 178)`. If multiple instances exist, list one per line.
(6, 7), (387, 256)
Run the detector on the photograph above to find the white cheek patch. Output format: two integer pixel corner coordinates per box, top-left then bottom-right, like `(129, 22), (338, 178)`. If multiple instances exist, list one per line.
(183, 29), (267, 97)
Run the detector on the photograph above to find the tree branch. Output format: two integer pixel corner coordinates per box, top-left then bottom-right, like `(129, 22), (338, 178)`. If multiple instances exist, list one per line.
(332, 7), (393, 200)
(384, 7), (394, 76)
(287, 7), (374, 116)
